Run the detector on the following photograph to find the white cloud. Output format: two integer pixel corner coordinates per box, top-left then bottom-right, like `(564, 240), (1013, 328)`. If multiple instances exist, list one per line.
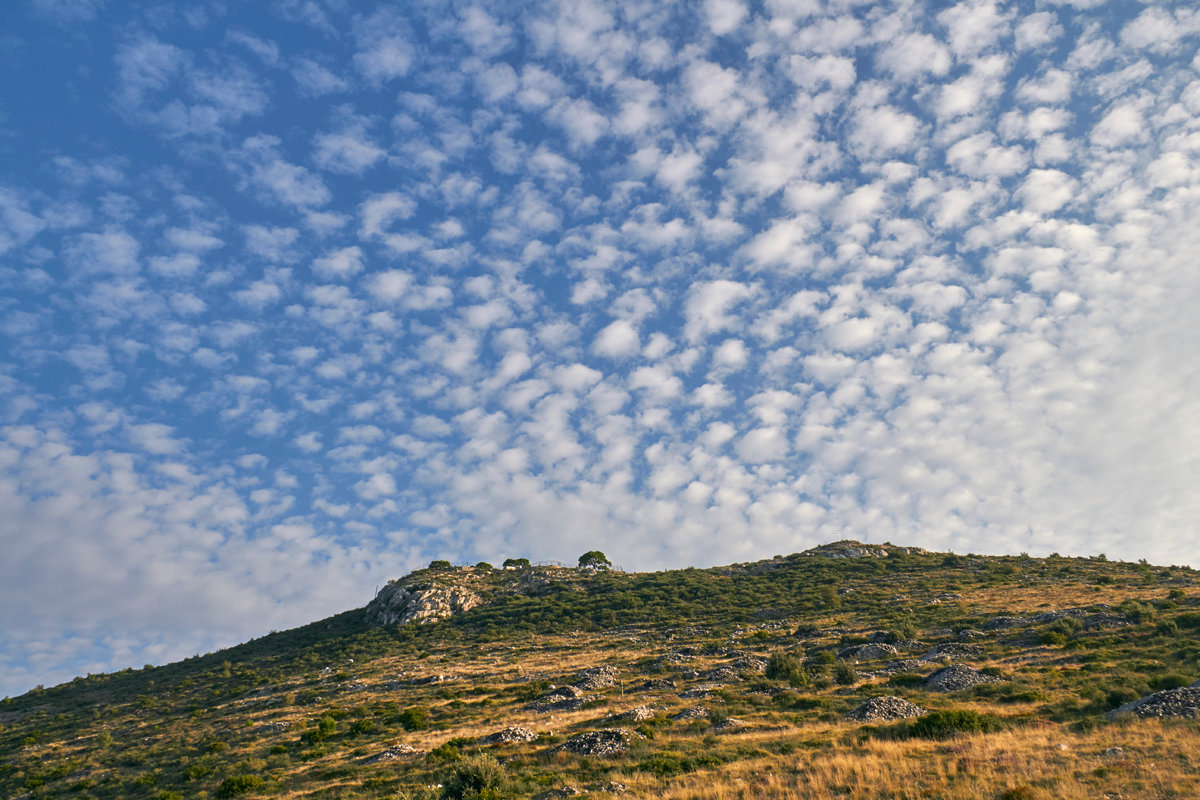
(684, 280), (754, 341)
(312, 246), (364, 279)
(705, 0), (747, 36)
(593, 319), (640, 358)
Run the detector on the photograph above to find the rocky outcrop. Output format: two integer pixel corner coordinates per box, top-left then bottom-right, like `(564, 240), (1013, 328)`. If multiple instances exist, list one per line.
(800, 540), (931, 558)
(365, 580), (482, 626)
(1107, 687), (1200, 719)
(845, 696), (927, 721)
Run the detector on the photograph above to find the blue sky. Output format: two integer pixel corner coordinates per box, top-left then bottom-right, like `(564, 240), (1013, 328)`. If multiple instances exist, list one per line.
(2, 0), (1199, 697)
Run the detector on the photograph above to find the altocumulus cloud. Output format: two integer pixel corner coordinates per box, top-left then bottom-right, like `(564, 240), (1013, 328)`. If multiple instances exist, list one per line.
(1, 0), (1199, 697)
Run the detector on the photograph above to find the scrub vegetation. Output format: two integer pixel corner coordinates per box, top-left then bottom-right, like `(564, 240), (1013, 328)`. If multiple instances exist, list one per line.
(3, 543), (1200, 799)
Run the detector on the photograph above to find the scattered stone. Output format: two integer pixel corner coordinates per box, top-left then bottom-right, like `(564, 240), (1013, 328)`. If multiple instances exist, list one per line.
(361, 743), (418, 764)
(705, 667), (741, 682)
(680, 684), (720, 698)
(712, 717), (746, 732)
(640, 678), (676, 691)
(838, 643), (899, 662)
(957, 629), (985, 641)
(1085, 613), (1130, 630)
(574, 665), (619, 690)
(481, 726), (538, 744)
(845, 696), (928, 722)
(1106, 687), (1200, 719)
(1103, 747), (1125, 758)
(927, 592), (962, 604)
(600, 781), (627, 794)
(606, 705), (655, 724)
(924, 665), (1002, 692)
(552, 729), (641, 757)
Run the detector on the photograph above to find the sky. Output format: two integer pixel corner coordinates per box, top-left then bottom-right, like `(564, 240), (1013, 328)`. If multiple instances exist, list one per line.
(1, 0), (1199, 697)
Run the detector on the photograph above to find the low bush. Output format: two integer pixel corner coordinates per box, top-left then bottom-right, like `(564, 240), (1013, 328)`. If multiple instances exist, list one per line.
(216, 775), (263, 798)
(902, 710), (1004, 739)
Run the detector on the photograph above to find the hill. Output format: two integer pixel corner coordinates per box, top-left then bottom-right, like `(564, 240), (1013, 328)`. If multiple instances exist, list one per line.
(3, 543), (1200, 799)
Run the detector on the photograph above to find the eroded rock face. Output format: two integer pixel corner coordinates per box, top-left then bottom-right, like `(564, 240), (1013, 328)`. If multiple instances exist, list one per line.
(364, 582), (482, 626)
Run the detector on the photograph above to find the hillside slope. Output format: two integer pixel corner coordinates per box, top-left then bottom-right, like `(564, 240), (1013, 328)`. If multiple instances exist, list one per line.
(3, 543), (1200, 799)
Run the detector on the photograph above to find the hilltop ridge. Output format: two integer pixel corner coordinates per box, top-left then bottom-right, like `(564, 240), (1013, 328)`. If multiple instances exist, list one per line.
(4, 545), (1200, 799)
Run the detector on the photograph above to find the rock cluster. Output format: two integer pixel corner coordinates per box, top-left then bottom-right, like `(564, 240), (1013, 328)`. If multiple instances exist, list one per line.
(1107, 687), (1200, 719)
(481, 726), (538, 744)
(552, 728), (641, 757)
(924, 665), (1002, 692)
(845, 696), (928, 721)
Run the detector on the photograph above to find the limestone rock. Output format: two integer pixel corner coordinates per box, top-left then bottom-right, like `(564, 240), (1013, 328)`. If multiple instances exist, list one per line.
(365, 581), (481, 627)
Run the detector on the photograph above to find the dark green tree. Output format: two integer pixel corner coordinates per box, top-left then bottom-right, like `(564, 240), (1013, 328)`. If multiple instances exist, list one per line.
(578, 551), (612, 571)
(502, 557), (531, 569)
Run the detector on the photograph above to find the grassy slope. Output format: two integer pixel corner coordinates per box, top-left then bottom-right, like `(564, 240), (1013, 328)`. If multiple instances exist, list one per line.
(2, 549), (1200, 799)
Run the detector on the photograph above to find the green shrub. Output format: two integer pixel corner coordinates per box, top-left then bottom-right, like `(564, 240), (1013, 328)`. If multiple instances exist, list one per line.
(765, 651), (809, 687)
(904, 710), (1003, 739)
(398, 706), (430, 731)
(441, 754), (508, 799)
(216, 775), (264, 798)
(429, 560), (454, 570)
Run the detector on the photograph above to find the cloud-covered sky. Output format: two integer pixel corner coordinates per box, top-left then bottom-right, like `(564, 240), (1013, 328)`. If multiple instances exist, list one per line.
(2, 0), (1199, 696)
